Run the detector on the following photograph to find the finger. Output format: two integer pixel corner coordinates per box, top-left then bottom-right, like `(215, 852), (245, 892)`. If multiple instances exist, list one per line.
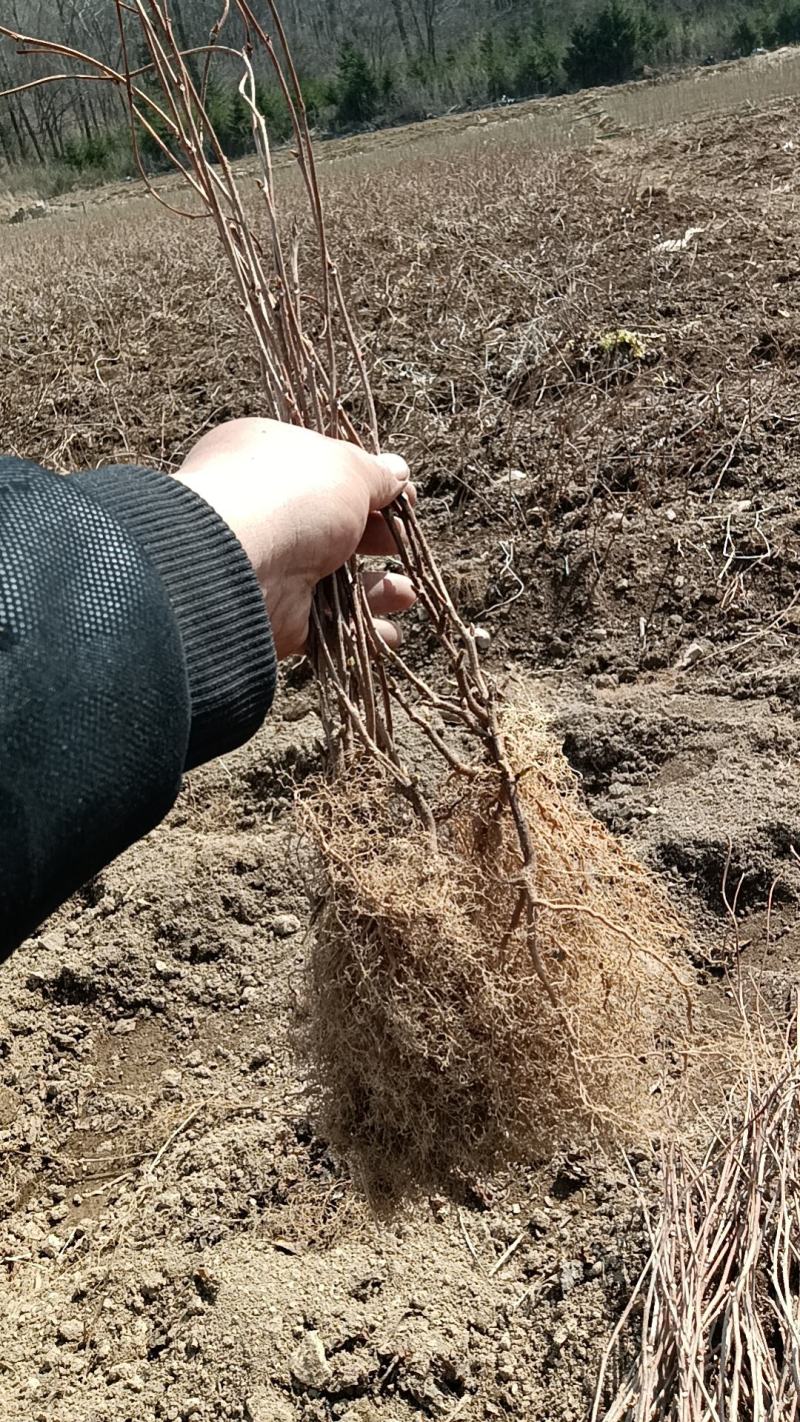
(358, 450), (411, 514)
(357, 487), (417, 557)
(372, 617), (404, 650)
(362, 570), (416, 618)
(358, 509), (402, 557)
(381, 475), (417, 509)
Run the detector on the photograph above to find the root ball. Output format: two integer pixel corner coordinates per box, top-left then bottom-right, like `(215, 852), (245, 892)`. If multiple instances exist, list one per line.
(301, 703), (692, 1199)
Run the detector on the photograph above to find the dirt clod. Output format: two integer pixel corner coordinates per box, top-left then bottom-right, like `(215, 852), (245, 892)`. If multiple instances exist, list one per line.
(272, 914), (302, 938)
(290, 1331), (332, 1390)
(56, 1320), (83, 1345)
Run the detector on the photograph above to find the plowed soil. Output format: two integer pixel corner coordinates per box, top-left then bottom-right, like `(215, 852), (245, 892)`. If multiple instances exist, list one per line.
(3, 56), (800, 1422)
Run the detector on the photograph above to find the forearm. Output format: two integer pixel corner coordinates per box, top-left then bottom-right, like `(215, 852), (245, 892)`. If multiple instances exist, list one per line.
(0, 458), (276, 956)
(0, 416), (412, 955)
(78, 464), (277, 770)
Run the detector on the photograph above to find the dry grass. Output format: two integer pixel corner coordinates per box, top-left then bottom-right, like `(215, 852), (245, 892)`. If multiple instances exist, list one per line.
(579, 45), (800, 135)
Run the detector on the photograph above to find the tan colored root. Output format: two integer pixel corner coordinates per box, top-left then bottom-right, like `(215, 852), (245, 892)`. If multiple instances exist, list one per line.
(301, 701), (694, 1201)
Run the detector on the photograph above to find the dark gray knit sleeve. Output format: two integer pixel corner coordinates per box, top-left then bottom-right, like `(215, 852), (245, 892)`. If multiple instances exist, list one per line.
(77, 466), (277, 771)
(0, 458), (189, 953)
(0, 457), (276, 956)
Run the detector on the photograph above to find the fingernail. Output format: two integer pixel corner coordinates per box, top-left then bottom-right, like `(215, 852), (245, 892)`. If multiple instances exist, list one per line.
(377, 452), (410, 486)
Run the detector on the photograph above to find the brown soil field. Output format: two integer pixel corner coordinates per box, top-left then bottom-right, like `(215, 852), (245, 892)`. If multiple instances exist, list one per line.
(3, 53), (800, 1422)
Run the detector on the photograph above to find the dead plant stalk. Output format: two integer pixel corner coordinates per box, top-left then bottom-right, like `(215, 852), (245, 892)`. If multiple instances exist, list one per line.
(594, 1006), (800, 1422)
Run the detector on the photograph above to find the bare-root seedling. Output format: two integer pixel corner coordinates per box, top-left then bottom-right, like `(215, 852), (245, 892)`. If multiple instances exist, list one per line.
(303, 703), (692, 1199)
(594, 1003), (800, 1421)
(1, 2), (695, 1195)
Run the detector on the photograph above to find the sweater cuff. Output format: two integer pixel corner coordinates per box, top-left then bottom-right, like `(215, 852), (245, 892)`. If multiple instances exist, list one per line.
(75, 465), (277, 771)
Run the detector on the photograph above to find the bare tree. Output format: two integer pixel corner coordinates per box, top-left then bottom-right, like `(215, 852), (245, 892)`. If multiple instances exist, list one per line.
(389, 0), (415, 63)
(0, 0), (752, 176)
(419, 0), (439, 63)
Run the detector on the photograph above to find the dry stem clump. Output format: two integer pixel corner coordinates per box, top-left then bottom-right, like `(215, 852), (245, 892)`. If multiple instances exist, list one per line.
(594, 1006), (800, 1421)
(303, 703), (692, 1198)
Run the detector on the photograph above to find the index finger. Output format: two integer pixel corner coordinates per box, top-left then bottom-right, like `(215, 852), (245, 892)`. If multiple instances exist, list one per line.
(357, 483), (417, 558)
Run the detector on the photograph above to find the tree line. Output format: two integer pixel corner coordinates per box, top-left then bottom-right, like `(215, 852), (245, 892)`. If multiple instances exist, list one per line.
(1, 1), (798, 187)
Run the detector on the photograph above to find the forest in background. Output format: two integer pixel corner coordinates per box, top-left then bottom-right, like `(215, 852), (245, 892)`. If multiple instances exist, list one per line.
(0, 0), (797, 190)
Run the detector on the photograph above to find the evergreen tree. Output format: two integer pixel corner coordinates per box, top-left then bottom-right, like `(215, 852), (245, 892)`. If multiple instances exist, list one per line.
(300, 77), (328, 128)
(637, 7), (669, 59)
(776, 2), (800, 43)
(138, 91), (177, 170)
(380, 66), (397, 107)
(254, 83), (294, 143)
(564, 1), (639, 88)
(730, 16), (759, 54)
(334, 46), (379, 127)
(514, 37), (563, 96)
(202, 78), (234, 155)
(480, 31), (510, 100)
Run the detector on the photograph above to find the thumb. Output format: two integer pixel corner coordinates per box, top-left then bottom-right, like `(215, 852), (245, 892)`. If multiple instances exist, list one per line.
(365, 451), (410, 512)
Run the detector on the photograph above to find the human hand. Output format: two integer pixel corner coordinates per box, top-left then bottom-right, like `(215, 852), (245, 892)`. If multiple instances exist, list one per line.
(177, 418), (416, 659)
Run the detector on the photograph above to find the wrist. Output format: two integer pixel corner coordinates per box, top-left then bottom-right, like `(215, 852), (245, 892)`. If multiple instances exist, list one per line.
(174, 465), (277, 597)
(77, 465), (278, 767)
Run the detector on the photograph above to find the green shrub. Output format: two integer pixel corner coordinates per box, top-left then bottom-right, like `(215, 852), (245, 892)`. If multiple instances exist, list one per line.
(63, 132), (113, 171)
(300, 76), (330, 128)
(730, 16), (759, 54)
(61, 128), (136, 182)
(565, 1), (639, 87)
(407, 53), (437, 87)
(333, 46), (380, 127)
